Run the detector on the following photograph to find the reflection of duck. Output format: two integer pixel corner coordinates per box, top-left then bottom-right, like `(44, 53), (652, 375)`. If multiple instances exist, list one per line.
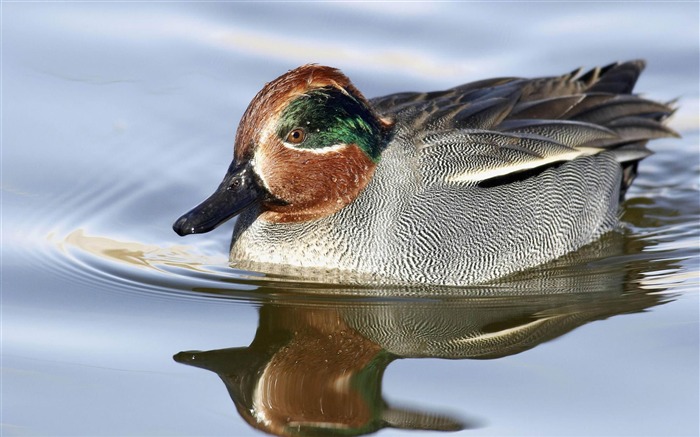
(173, 61), (677, 285)
(174, 250), (671, 437)
(175, 305), (465, 436)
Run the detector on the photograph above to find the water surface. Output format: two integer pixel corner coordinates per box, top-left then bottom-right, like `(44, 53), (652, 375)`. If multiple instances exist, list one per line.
(3, 3), (699, 436)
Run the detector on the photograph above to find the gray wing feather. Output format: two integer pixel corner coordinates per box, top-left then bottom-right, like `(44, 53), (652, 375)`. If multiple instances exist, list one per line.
(510, 95), (585, 119)
(571, 96), (674, 124)
(419, 130), (580, 185)
(498, 119), (619, 148)
(375, 60), (677, 185)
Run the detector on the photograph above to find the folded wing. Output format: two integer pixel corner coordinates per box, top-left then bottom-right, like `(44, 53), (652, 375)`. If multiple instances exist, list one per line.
(371, 60), (678, 189)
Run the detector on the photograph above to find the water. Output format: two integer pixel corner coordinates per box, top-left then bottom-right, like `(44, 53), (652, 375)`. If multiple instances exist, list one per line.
(3, 3), (699, 436)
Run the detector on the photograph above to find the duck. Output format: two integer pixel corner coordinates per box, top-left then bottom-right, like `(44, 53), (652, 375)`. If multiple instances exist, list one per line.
(175, 303), (466, 435)
(173, 61), (677, 286)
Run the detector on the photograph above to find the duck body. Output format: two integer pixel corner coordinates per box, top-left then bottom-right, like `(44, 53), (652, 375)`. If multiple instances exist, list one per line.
(174, 61), (676, 286)
(230, 136), (621, 285)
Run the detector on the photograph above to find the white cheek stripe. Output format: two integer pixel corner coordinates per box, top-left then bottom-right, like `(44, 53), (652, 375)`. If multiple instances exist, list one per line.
(250, 152), (271, 191)
(282, 142), (350, 154)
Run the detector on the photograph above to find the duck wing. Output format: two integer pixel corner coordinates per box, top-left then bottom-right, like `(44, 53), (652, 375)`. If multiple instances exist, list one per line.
(371, 60), (678, 188)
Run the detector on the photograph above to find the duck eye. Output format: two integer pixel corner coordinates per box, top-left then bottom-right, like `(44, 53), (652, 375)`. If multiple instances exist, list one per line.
(285, 128), (306, 144)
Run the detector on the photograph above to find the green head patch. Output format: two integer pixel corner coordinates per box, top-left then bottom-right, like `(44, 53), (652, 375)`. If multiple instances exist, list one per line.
(276, 87), (387, 162)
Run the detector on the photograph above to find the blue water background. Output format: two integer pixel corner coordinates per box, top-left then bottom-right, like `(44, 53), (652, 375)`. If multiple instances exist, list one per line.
(3, 2), (699, 436)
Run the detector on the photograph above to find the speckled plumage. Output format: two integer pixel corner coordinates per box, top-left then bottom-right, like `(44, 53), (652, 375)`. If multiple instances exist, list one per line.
(230, 141), (622, 285)
(175, 61), (677, 286)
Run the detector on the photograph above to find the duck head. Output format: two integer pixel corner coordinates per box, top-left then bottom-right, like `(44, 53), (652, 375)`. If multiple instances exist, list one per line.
(173, 65), (393, 235)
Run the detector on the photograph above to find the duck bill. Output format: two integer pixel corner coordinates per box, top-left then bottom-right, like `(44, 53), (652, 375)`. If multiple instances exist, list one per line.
(173, 161), (262, 236)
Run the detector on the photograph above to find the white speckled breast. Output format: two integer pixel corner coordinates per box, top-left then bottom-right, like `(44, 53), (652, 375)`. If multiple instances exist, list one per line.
(229, 136), (621, 286)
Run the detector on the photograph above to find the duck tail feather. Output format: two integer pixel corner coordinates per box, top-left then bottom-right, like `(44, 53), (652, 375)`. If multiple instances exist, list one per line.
(607, 141), (654, 164)
(586, 60), (645, 94)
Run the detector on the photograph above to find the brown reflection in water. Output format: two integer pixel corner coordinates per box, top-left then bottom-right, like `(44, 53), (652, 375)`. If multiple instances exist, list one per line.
(173, 227), (681, 437)
(175, 304), (466, 436)
(174, 281), (671, 436)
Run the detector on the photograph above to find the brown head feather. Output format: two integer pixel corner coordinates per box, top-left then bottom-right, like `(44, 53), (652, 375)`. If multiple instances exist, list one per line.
(235, 65), (373, 161)
(232, 65), (391, 223)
